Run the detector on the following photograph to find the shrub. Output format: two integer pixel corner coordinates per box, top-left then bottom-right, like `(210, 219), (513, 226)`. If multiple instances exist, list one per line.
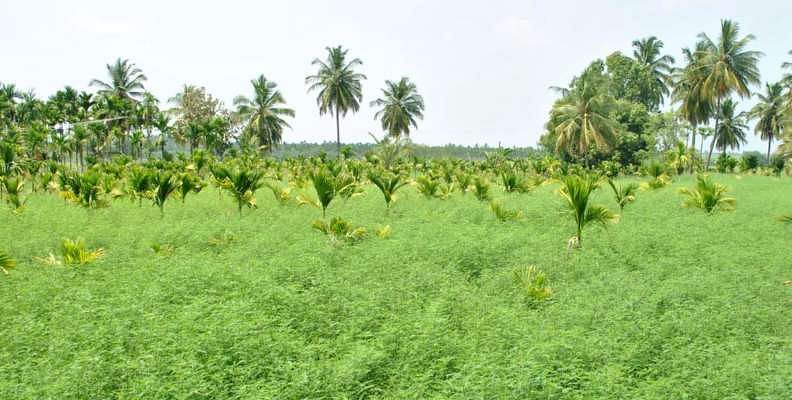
(640, 161), (671, 190)
(312, 217), (367, 245)
(375, 225), (392, 239)
(679, 175), (735, 214)
(416, 174), (441, 199)
(2, 176), (26, 213)
(489, 201), (523, 222)
(60, 239), (105, 266)
(472, 177), (492, 202)
(715, 154), (738, 173)
(512, 265), (552, 302)
(740, 152), (762, 171)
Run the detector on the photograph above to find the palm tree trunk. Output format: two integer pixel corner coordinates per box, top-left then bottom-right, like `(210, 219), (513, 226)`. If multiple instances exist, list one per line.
(706, 98), (722, 170)
(335, 107), (341, 157)
(689, 124), (697, 173)
(767, 137), (772, 165)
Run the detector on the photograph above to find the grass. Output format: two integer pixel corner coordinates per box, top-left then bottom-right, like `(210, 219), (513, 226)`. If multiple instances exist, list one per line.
(1, 174), (791, 398)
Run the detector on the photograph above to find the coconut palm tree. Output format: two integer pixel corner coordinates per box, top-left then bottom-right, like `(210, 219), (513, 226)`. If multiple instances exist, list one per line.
(712, 99), (748, 154)
(234, 75), (295, 153)
(305, 46), (366, 155)
(673, 43), (714, 160)
(370, 77), (425, 138)
(152, 112), (171, 159)
(748, 82), (785, 161)
(696, 20), (762, 168)
(550, 74), (619, 161)
(89, 58), (148, 101)
(557, 173), (617, 248)
(631, 36), (675, 107)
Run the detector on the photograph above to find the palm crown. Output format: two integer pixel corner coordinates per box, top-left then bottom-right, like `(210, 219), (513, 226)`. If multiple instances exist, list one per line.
(234, 75), (295, 153)
(90, 58), (147, 100)
(306, 46), (366, 154)
(370, 77), (425, 138)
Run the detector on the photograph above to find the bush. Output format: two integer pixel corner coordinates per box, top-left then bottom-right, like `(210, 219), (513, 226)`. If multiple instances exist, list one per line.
(739, 152), (762, 171)
(512, 265), (552, 302)
(679, 175), (735, 214)
(715, 154), (738, 173)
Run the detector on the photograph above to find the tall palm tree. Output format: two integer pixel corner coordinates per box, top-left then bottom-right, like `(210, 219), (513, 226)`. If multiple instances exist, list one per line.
(673, 43), (714, 159)
(631, 36), (675, 108)
(305, 46), (366, 155)
(712, 99), (748, 154)
(549, 74), (619, 161)
(697, 20), (762, 167)
(234, 75), (295, 153)
(89, 58), (148, 101)
(370, 77), (425, 138)
(782, 50), (792, 85)
(152, 112), (171, 158)
(748, 82), (785, 161)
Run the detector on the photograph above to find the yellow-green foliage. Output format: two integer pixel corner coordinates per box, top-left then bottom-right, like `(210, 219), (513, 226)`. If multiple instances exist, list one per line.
(0, 250), (16, 275)
(512, 265), (552, 302)
(489, 201), (523, 222)
(679, 175), (735, 214)
(60, 239), (104, 266)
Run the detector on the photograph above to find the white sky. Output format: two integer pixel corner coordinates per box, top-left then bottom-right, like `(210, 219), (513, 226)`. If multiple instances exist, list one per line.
(2, 0), (791, 151)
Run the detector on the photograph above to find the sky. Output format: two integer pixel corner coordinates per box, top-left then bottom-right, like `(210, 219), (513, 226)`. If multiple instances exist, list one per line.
(1, 0), (791, 152)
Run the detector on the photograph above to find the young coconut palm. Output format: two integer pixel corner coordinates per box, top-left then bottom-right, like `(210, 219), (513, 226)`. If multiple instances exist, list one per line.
(213, 166), (265, 215)
(127, 167), (154, 206)
(0, 250), (16, 275)
(60, 238), (105, 266)
(368, 169), (409, 210)
(607, 179), (639, 211)
(557, 174), (618, 248)
(2, 176), (26, 212)
(177, 172), (203, 203)
(679, 175), (735, 214)
(152, 171), (179, 216)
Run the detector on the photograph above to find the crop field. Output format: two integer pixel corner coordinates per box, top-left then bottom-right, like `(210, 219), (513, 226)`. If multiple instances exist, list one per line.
(2, 173), (790, 399)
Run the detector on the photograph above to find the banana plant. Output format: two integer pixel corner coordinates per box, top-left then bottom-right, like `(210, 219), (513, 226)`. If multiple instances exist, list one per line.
(557, 173), (618, 248)
(368, 169), (409, 210)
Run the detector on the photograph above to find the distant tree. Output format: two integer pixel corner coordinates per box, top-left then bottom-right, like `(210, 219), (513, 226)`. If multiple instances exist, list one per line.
(306, 46), (366, 155)
(630, 36), (675, 108)
(234, 75), (295, 153)
(673, 42), (714, 157)
(712, 99), (748, 154)
(168, 85), (225, 151)
(90, 58), (148, 100)
(370, 77), (425, 138)
(548, 63), (619, 162)
(748, 82), (786, 162)
(697, 20), (762, 167)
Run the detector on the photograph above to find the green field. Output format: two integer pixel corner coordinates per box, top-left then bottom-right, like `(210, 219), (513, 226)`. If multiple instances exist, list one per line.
(1, 174), (791, 399)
